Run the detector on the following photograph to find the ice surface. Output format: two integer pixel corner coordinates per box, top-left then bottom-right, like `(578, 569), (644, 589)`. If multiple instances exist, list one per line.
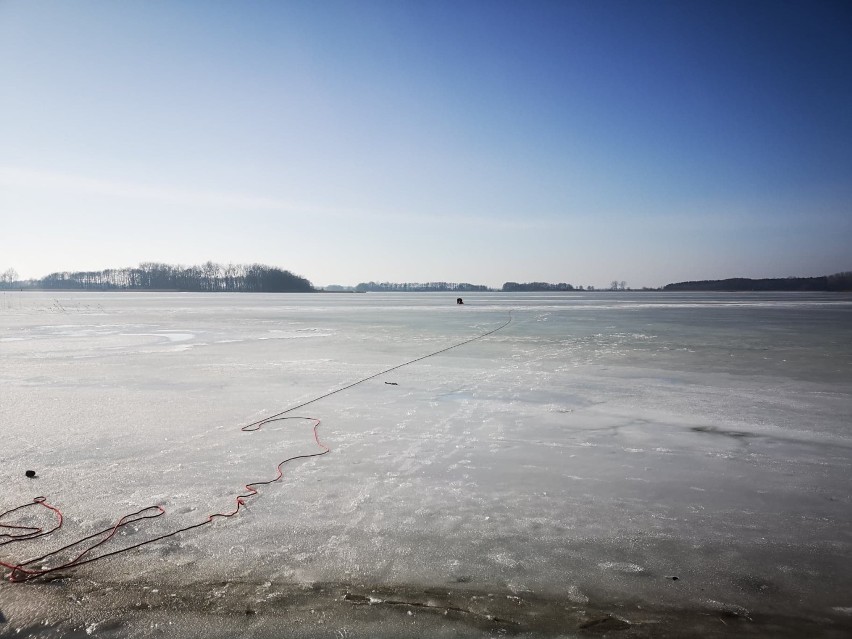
(1, 291), (851, 637)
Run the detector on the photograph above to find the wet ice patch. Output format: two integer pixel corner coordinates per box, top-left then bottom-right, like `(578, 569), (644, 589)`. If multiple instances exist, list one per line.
(120, 331), (195, 342)
(158, 332), (195, 342)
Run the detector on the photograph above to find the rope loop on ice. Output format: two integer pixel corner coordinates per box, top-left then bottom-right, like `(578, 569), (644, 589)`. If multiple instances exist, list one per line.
(0, 314), (511, 582)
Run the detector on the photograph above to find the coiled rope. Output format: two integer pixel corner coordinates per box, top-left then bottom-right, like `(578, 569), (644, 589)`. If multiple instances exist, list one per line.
(1, 314), (511, 582)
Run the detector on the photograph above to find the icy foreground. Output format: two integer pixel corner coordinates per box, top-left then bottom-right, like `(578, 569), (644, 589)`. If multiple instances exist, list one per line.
(1, 291), (851, 637)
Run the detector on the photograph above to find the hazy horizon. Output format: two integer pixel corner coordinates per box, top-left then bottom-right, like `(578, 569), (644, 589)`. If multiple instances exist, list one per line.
(2, 1), (851, 288)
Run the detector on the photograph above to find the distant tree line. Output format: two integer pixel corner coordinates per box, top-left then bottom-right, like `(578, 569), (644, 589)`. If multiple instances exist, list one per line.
(502, 282), (575, 291)
(2, 262), (314, 292)
(663, 272), (852, 292)
(354, 281), (489, 292)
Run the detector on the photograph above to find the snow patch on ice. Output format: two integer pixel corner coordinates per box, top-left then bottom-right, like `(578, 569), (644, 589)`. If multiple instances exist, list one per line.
(566, 585), (590, 604)
(598, 561), (646, 573)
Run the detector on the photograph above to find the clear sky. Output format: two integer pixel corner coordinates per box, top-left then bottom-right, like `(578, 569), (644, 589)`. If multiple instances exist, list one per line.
(1, 0), (850, 288)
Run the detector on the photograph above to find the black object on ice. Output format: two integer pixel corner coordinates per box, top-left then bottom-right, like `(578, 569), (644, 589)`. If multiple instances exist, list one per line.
(457, 297), (464, 304)
(384, 381), (398, 385)
(25, 470), (36, 478)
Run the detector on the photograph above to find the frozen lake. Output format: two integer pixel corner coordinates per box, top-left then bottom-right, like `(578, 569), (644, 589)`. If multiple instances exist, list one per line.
(2, 291), (851, 637)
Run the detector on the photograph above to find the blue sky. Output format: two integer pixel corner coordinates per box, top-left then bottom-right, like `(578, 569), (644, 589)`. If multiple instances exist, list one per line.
(1, 0), (850, 288)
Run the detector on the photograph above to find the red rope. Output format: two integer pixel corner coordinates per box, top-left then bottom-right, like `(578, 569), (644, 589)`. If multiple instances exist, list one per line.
(1, 315), (510, 583)
(0, 416), (328, 582)
(0, 497), (62, 545)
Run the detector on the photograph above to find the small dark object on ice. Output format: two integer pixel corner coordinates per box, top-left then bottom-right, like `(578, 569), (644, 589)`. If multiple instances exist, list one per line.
(667, 575), (680, 581)
(457, 297), (464, 304)
(25, 470), (36, 478)
(384, 381), (398, 385)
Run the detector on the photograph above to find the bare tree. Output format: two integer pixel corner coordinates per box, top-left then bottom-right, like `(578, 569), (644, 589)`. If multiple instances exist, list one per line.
(1, 268), (18, 284)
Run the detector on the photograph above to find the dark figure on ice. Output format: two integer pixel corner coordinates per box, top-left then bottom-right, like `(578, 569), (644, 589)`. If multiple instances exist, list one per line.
(457, 297), (464, 305)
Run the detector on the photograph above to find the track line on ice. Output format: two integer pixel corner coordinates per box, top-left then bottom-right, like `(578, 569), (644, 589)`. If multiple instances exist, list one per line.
(1, 314), (511, 582)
